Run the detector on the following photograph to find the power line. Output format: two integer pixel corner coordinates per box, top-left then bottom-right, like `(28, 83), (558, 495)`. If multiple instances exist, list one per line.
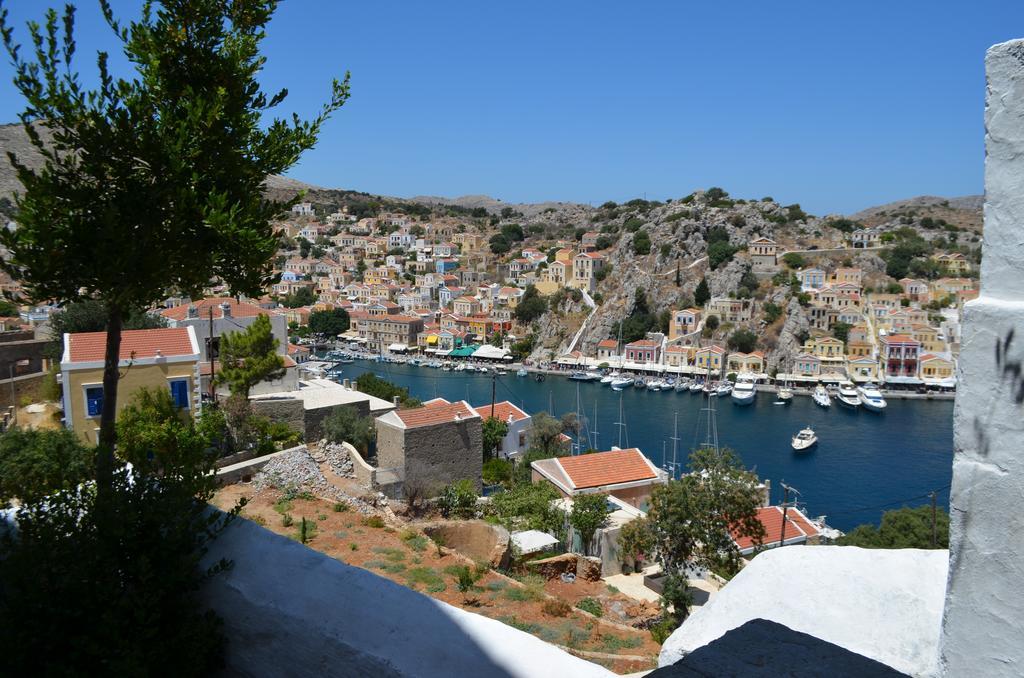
(825, 484), (951, 517)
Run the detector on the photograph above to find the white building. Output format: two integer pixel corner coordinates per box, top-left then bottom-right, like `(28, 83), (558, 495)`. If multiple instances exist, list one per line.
(473, 401), (531, 460)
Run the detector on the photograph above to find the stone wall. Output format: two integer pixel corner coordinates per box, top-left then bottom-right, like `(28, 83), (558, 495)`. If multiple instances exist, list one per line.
(405, 418), (482, 494)
(0, 371), (46, 409)
(304, 400), (370, 442)
(0, 337), (50, 378)
(940, 37), (1024, 678)
(344, 442), (377, 489)
(250, 397), (305, 434)
(375, 419), (406, 471)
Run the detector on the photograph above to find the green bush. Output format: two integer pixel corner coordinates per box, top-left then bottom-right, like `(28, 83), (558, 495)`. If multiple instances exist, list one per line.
(576, 597), (603, 617)
(623, 217), (644, 232)
(322, 406), (376, 452)
(482, 458), (513, 485)
(633, 229), (652, 255)
(362, 515), (385, 528)
(438, 479), (478, 519)
(0, 427), (92, 505)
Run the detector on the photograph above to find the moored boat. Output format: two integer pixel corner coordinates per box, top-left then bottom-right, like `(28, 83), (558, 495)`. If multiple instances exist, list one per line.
(731, 375), (756, 405)
(836, 381), (862, 409)
(812, 384), (831, 408)
(716, 381), (733, 397)
(610, 376), (634, 390)
(516, 368), (528, 377)
(857, 383), (887, 412)
(791, 426), (818, 451)
(689, 380), (704, 393)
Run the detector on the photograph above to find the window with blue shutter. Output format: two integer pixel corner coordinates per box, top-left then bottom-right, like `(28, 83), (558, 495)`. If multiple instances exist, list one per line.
(169, 379), (190, 409)
(85, 386), (103, 417)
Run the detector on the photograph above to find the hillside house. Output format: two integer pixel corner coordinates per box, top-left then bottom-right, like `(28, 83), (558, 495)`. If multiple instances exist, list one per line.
(624, 339), (660, 364)
(796, 268), (827, 291)
(748, 237), (778, 273)
(61, 327), (201, 444)
(472, 401), (531, 460)
(375, 399), (483, 494)
(668, 308), (702, 340)
(732, 506), (823, 556)
(695, 345), (726, 372)
(530, 448), (667, 510)
(706, 298), (754, 324)
(596, 339), (619, 362)
(879, 334), (922, 381)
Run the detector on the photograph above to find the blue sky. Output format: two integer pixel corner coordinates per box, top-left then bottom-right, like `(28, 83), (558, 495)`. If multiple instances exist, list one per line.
(1, 1), (1022, 214)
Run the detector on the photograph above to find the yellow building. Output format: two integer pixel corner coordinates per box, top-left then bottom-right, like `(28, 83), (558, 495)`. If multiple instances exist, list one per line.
(802, 336), (845, 358)
(60, 327), (201, 444)
(919, 354), (955, 381)
(911, 324), (945, 353)
(727, 351), (765, 374)
(695, 345), (726, 371)
(846, 356), (880, 382)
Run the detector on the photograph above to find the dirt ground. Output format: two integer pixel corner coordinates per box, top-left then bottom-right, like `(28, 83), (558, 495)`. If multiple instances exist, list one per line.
(213, 485), (660, 673)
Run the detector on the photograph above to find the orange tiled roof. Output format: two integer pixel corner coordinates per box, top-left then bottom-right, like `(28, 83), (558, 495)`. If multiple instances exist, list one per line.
(473, 401), (529, 423)
(732, 506), (820, 551)
(626, 339), (659, 348)
(161, 297), (268, 321)
(555, 449), (656, 490)
(395, 400), (478, 428)
(68, 328), (195, 362)
(596, 339), (618, 349)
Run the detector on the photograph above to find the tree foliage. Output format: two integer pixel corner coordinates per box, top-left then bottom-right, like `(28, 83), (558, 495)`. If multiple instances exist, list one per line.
(727, 328), (758, 353)
(482, 416), (509, 461)
(694, 277), (711, 307)
(355, 372), (420, 407)
(569, 493), (611, 556)
(309, 308), (350, 336)
(647, 447), (765, 621)
(216, 315), (285, 397)
(838, 505), (948, 549)
(280, 287), (316, 308)
(0, 427), (92, 505)
(322, 405), (376, 454)
(487, 480), (564, 539)
(0, 0), (348, 480)
(514, 285), (547, 325)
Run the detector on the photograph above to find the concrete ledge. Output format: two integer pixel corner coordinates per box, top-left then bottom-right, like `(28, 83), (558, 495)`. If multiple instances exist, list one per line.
(201, 516), (614, 677)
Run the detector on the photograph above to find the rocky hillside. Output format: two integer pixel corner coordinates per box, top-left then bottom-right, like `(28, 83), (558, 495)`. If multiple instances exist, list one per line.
(850, 195), (983, 233)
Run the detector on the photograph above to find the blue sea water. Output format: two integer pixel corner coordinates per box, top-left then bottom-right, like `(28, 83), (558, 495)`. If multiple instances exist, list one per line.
(337, 360), (954, 532)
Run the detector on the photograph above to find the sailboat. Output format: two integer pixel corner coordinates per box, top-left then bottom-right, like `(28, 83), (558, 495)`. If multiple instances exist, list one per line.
(776, 361), (793, 404)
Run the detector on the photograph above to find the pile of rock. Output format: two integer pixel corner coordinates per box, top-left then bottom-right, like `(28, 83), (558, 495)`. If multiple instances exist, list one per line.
(310, 439), (355, 478)
(252, 446), (376, 515)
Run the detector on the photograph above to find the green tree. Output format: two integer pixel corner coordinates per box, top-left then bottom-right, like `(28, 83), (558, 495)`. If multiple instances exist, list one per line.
(694, 277), (711, 307)
(216, 315), (286, 398)
(0, 427), (92, 505)
(708, 240), (739, 269)
(705, 314), (720, 331)
(281, 287), (316, 308)
(115, 387), (211, 478)
(0, 1), (348, 494)
(487, 480), (564, 538)
(514, 285), (548, 325)
(727, 328), (758, 353)
(832, 321), (852, 344)
(570, 493), (611, 556)
(617, 516), (655, 570)
(782, 252), (806, 269)
(309, 308), (350, 337)
(526, 411), (572, 459)
(632, 229), (652, 255)
(482, 457), (513, 485)
(322, 405), (376, 454)
(46, 299), (167, 357)
(0, 298), (17, 316)
(482, 416), (509, 461)
(763, 302), (783, 323)
(489, 234), (511, 254)
(838, 505), (948, 549)
(648, 447), (765, 622)
(355, 372), (420, 407)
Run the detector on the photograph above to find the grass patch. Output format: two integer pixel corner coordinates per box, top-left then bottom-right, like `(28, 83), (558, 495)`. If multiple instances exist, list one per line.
(599, 634), (642, 653)
(605, 584), (620, 594)
(503, 586), (540, 602)
(443, 564), (467, 577)
(363, 516), (385, 528)
(400, 531), (429, 552)
(372, 547), (406, 563)
(406, 567), (446, 591)
(379, 562), (406, 574)
(281, 513), (293, 527)
(486, 580), (507, 591)
(542, 599), (572, 617)
(563, 625), (592, 649)
(273, 498), (293, 515)
(332, 502), (349, 512)
(576, 597), (603, 617)
(497, 616), (542, 635)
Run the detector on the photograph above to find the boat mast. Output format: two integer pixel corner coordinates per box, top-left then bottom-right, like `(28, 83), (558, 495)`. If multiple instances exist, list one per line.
(614, 391), (628, 448)
(592, 399), (600, 452)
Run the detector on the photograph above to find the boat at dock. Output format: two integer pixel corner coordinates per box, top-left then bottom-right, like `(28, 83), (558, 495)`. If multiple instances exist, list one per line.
(517, 368), (528, 377)
(731, 375), (756, 406)
(610, 376), (634, 390)
(716, 381), (733, 397)
(568, 371), (597, 382)
(812, 384), (832, 408)
(836, 381), (862, 409)
(689, 381), (704, 393)
(857, 383), (888, 412)
(791, 426), (818, 451)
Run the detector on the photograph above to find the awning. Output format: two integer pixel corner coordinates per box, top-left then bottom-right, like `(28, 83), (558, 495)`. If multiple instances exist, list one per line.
(426, 335), (438, 345)
(511, 530), (560, 555)
(884, 376), (924, 385)
(388, 343), (408, 353)
(472, 345), (511, 360)
(449, 346), (477, 358)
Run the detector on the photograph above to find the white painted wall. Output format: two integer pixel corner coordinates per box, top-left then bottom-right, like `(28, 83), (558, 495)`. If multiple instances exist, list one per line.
(939, 37), (1024, 678)
(201, 518), (615, 677)
(659, 547), (948, 676)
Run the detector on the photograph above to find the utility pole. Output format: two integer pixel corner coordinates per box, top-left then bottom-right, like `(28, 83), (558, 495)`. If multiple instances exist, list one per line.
(208, 307), (216, 403)
(930, 490), (938, 548)
(778, 481), (800, 549)
(490, 370), (496, 419)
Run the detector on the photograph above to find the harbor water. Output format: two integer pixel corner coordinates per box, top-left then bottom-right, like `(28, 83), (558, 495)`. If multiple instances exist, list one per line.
(334, 359), (954, 532)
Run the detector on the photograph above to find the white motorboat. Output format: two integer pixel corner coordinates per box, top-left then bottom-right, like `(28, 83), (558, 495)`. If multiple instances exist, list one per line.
(812, 384), (831, 408)
(600, 373), (616, 385)
(585, 371), (603, 381)
(689, 381), (704, 393)
(703, 381), (717, 396)
(516, 368), (528, 377)
(776, 385), (793, 403)
(731, 375), (756, 405)
(646, 379), (663, 391)
(791, 426), (818, 451)
(675, 378), (690, 392)
(634, 378), (647, 389)
(716, 381), (733, 397)
(857, 383), (887, 412)
(610, 376), (634, 390)
(836, 381), (862, 409)
(568, 371), (595, 382)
